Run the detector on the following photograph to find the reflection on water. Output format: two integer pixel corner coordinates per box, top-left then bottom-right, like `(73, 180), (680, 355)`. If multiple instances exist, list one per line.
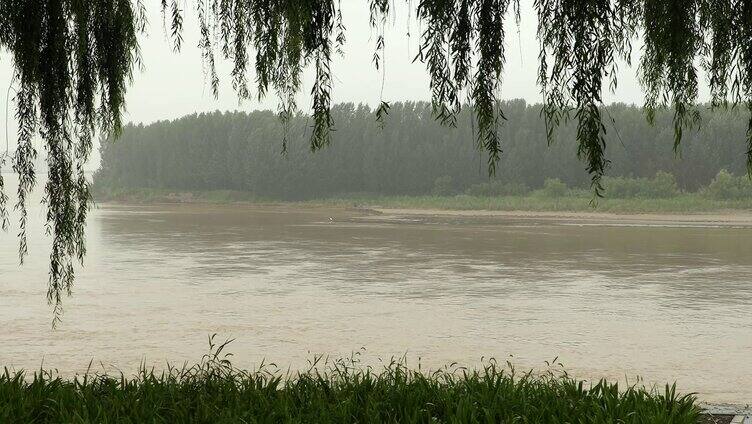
(1, 201), (751, 404)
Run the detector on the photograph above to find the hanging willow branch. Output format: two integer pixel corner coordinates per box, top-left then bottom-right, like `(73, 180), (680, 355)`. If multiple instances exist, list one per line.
(2, 0), (752, 319)
(1, 0), (144, 325)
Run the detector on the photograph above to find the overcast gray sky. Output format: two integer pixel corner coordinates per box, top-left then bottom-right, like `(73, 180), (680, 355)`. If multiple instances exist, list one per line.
(1, 1), (690, 167)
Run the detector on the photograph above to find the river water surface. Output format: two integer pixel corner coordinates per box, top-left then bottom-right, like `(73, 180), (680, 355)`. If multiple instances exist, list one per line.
(1, 197), (751, 404)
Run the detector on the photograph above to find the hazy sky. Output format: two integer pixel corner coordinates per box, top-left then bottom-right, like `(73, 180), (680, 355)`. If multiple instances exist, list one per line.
(1, 1), (697, 162)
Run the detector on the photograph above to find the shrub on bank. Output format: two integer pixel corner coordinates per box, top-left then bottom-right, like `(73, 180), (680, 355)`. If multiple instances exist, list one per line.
(704, 169), (752, 200)
(432, 175), (456, 196)
(462, 173), (682, 200)
(602, 171), (679, 198)
(539, 178), (568, 197)
(465, 181), (530, 197)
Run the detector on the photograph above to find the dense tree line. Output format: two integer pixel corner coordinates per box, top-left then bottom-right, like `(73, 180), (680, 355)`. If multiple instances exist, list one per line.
(95, 101), (751, 200)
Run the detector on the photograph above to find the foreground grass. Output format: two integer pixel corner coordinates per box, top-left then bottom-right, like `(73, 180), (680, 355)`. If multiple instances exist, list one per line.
(0, 340), (701, 423)
(96, 187), (752, 214)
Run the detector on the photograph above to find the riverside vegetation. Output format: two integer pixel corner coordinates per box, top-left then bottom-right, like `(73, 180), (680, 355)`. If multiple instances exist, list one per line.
(0, 337), (702, 423)
(95, 175), (752, 213)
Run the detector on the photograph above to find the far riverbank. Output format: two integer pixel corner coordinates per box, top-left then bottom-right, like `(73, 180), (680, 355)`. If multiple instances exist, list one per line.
(95, 188), (752, 218)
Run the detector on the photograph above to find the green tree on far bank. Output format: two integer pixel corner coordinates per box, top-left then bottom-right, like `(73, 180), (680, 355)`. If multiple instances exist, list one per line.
(95, 102), (752, 201)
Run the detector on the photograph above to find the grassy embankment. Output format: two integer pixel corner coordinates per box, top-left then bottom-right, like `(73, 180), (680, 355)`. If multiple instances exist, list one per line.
(0, 339), (703, 423)
(94, 187), (752, 214)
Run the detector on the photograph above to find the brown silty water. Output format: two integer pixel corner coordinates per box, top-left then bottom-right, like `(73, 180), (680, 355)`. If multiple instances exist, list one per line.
(0, 181), (750, 404)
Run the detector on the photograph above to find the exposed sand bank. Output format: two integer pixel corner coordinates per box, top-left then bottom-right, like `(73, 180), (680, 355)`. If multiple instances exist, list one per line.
(99, 200), (752, 227)
(365, 207), (752, 228)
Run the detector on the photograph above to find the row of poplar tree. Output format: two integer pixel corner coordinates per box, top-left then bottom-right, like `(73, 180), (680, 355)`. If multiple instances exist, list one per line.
(95, 100), (751, 199)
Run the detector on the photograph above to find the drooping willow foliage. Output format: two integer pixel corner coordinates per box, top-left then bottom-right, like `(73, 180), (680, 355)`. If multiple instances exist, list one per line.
(2, 0), (752, 318)
(0, 0), (144, 323)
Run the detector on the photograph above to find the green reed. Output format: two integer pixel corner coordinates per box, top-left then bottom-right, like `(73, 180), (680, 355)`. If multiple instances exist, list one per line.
(0, 337), (701, 423)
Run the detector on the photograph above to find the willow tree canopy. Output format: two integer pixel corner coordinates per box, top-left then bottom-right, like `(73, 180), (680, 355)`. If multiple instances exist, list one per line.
(1, 0), (752, 319)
